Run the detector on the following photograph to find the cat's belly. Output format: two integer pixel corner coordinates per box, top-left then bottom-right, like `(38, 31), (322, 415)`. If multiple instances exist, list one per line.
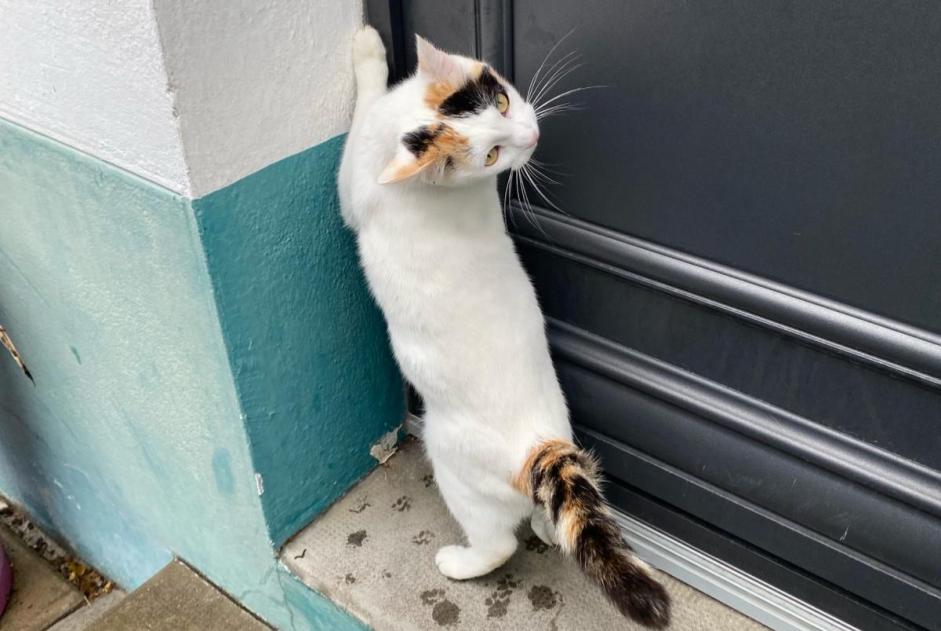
(356, 226), (568, 427)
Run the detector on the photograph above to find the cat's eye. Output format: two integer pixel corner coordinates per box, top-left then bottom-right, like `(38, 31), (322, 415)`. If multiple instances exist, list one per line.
(496, 92), (509, 114)
(485, 146), (500, 166)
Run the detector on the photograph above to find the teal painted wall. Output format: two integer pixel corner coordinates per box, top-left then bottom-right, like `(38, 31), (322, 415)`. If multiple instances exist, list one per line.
(193, 135), (404, 546)
(0, 118), (396, 630)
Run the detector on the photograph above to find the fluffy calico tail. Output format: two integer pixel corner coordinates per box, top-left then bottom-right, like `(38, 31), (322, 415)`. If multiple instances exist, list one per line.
(515, 440), (671, 628)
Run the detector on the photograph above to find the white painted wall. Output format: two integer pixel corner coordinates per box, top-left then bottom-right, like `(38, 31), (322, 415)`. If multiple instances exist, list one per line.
(1, 0), (362, 198)
(152, 0), (360, 197)
(0, 0), (191, 194)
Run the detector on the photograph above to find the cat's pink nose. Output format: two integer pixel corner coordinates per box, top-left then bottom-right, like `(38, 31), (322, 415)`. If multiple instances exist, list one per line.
(526, 129), (540, 148)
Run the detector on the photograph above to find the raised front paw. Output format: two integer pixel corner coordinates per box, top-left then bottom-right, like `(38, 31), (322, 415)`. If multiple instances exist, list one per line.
(353, 26), (386, 66)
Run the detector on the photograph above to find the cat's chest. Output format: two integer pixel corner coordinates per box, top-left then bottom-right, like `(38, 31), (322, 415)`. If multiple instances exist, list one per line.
(357, 222), (532, 319)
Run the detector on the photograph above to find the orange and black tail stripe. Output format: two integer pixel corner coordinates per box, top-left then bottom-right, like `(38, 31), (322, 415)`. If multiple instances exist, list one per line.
(515, 439), (672, 629)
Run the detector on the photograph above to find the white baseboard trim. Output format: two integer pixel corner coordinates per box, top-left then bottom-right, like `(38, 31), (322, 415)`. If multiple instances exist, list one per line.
(614, 511), (859, 631)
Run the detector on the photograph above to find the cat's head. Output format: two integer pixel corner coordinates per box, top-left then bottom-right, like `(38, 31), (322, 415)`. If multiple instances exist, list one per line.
(379, 35), (539, 186)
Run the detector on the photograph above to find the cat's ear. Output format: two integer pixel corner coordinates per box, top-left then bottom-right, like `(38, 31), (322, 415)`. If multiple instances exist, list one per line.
(378, 145), (434, 184)
(415, 35), (465, 86)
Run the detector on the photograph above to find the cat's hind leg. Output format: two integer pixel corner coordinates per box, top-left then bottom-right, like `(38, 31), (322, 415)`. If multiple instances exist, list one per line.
(530, 507), (558, 547)
(431, 465), (529, 580)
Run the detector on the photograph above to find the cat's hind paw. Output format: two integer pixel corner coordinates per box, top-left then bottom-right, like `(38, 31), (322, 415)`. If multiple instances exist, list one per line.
(435, 545), (484, 580)
(531, 510), (558, 547)
(435, 543), (515, 580)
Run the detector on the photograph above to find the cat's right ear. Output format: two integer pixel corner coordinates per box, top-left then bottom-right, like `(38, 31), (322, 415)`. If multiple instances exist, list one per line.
(415, 35), (465, 86)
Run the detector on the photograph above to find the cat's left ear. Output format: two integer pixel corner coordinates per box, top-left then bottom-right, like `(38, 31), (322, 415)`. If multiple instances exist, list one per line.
(415, 35), (465, 86)
(378, 145), (434, 184)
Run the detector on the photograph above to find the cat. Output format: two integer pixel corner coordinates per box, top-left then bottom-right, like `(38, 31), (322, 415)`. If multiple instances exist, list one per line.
(337, 26), (671, 628)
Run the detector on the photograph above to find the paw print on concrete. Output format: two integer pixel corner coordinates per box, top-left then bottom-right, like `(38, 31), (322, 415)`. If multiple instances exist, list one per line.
(485, 573), (521, 619)
(412, 530), (435, 545)
(348, 498), (371, 514)
(528, 585), (559, 611)
(420, 588), (461, 627)
(525, 534), (549, 554)
(392, 495), (412, 512)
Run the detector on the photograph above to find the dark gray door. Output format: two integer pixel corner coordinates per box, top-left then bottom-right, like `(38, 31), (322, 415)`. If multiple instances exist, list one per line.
(368, 3), (941, 629)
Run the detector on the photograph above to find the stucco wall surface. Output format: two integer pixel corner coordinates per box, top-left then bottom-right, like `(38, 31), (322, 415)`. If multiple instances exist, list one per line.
(0, 0), (190, 194)
(194, 135), (405, 547)
(152, 0), (360, 197)
(0, 119), (366, 631)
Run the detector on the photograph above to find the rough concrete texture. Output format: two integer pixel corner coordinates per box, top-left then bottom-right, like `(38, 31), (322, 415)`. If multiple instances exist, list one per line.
(1, 1), (362, 197)
(0, 107), (376, 631)
(91, 561), (270, 631)
(151, 0), (360, 196)
(48, 591), (126, 631)
(193, 134), (405, 548)
(0, 526), (83, 630)
(0, 0), (189, 193)
(283, 440), (767, 631)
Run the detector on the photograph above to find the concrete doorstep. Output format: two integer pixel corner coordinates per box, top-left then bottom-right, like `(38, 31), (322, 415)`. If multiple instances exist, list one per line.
(0, 502), (125, 631)
(282, 438), (767, 631)
(0, 516), (266, 630)
(89, 561), (270, 631)
(0, 525), (84, 630)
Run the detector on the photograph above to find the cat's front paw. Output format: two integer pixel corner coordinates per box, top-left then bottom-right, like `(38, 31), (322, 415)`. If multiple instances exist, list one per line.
(353, 26), (386, 66)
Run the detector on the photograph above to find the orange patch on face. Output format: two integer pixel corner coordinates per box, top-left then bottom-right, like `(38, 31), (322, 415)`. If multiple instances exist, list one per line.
(383, 123), (470, 183)
(423, 64), (491, 113)
(424, 81), (455, 110)
(432, 124), (469, 159)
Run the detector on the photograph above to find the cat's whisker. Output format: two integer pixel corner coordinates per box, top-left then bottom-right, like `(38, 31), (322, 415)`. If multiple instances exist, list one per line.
(512, 171), (530, 232)
(516, 168), (552, 239)
(530, 158), (564, 169)
(530, 49), (579, 101)
(526, 28), (577, 102)
(527, 162), (563, 186)
(530, 159), (570, 177)
(510, 168), (538, 233)
(536, 85), (606, 113)
(530, 53), (582, 108)
(522, 164), (569, 217)
(503, 171), (517, 229)
(536, 103), (585, 120)
(536, 101), (584, 117)
(532, 54), (582, 104)
(538, 103), (584, 113)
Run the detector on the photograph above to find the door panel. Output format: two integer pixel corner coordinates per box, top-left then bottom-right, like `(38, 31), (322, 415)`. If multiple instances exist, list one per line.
(513, 0), (941, 334)
(367, 2), (941, 628)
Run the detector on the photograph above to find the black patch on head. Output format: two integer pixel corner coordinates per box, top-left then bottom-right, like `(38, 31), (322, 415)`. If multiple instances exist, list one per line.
(403, 124), (443, 157)
(439, 67), (504, 117)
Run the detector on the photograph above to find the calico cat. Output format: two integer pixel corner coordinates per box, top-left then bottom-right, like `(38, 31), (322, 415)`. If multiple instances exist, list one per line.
(338, 26), (671, 628)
